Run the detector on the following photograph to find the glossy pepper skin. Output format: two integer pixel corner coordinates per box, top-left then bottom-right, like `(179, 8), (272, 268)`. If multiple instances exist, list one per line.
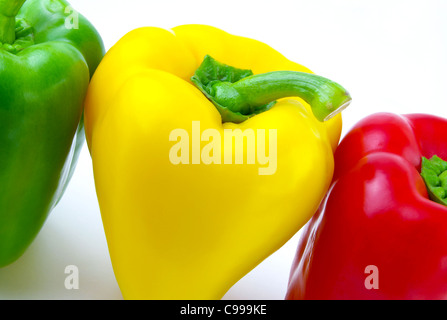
(286, 112), (447, 300)
(0, 0), (104, 267)
(84, 24), (350, 300)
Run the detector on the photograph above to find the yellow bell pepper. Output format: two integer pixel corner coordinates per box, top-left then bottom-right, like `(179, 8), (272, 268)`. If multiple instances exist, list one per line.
(84, 24), (351, 300)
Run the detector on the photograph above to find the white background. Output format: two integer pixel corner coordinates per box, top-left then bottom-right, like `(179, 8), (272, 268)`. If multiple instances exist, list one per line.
(0, 0), (446, 300)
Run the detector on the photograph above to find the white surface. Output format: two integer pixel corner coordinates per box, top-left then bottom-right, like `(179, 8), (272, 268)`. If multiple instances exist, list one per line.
(1, 0), (447, 300)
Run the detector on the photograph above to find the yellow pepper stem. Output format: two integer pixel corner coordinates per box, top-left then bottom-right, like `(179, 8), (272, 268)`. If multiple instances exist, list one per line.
(192, 55), (352, 123)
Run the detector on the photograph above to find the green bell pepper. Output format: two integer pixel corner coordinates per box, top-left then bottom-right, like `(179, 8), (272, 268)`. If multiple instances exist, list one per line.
(0, 0), (104, 267)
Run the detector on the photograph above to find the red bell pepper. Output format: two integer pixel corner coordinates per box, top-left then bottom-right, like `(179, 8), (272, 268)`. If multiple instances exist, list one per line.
(285, 112), (447, 300)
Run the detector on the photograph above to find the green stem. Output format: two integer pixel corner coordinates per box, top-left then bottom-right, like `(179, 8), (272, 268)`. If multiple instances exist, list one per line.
(0, 0), (26, 44)
(421, 155), (447, 206)
(192, 55), (352, 123)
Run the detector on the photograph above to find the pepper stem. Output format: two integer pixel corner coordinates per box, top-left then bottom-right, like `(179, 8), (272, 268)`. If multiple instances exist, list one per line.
(0, 0), (26, 44)
(192, 55), (352, 123)
(421, 156), (447, 206)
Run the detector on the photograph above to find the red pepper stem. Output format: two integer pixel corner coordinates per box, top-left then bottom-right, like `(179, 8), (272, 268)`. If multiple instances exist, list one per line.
(421, 155), (447, 206)
(0, 0), (26, 44)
